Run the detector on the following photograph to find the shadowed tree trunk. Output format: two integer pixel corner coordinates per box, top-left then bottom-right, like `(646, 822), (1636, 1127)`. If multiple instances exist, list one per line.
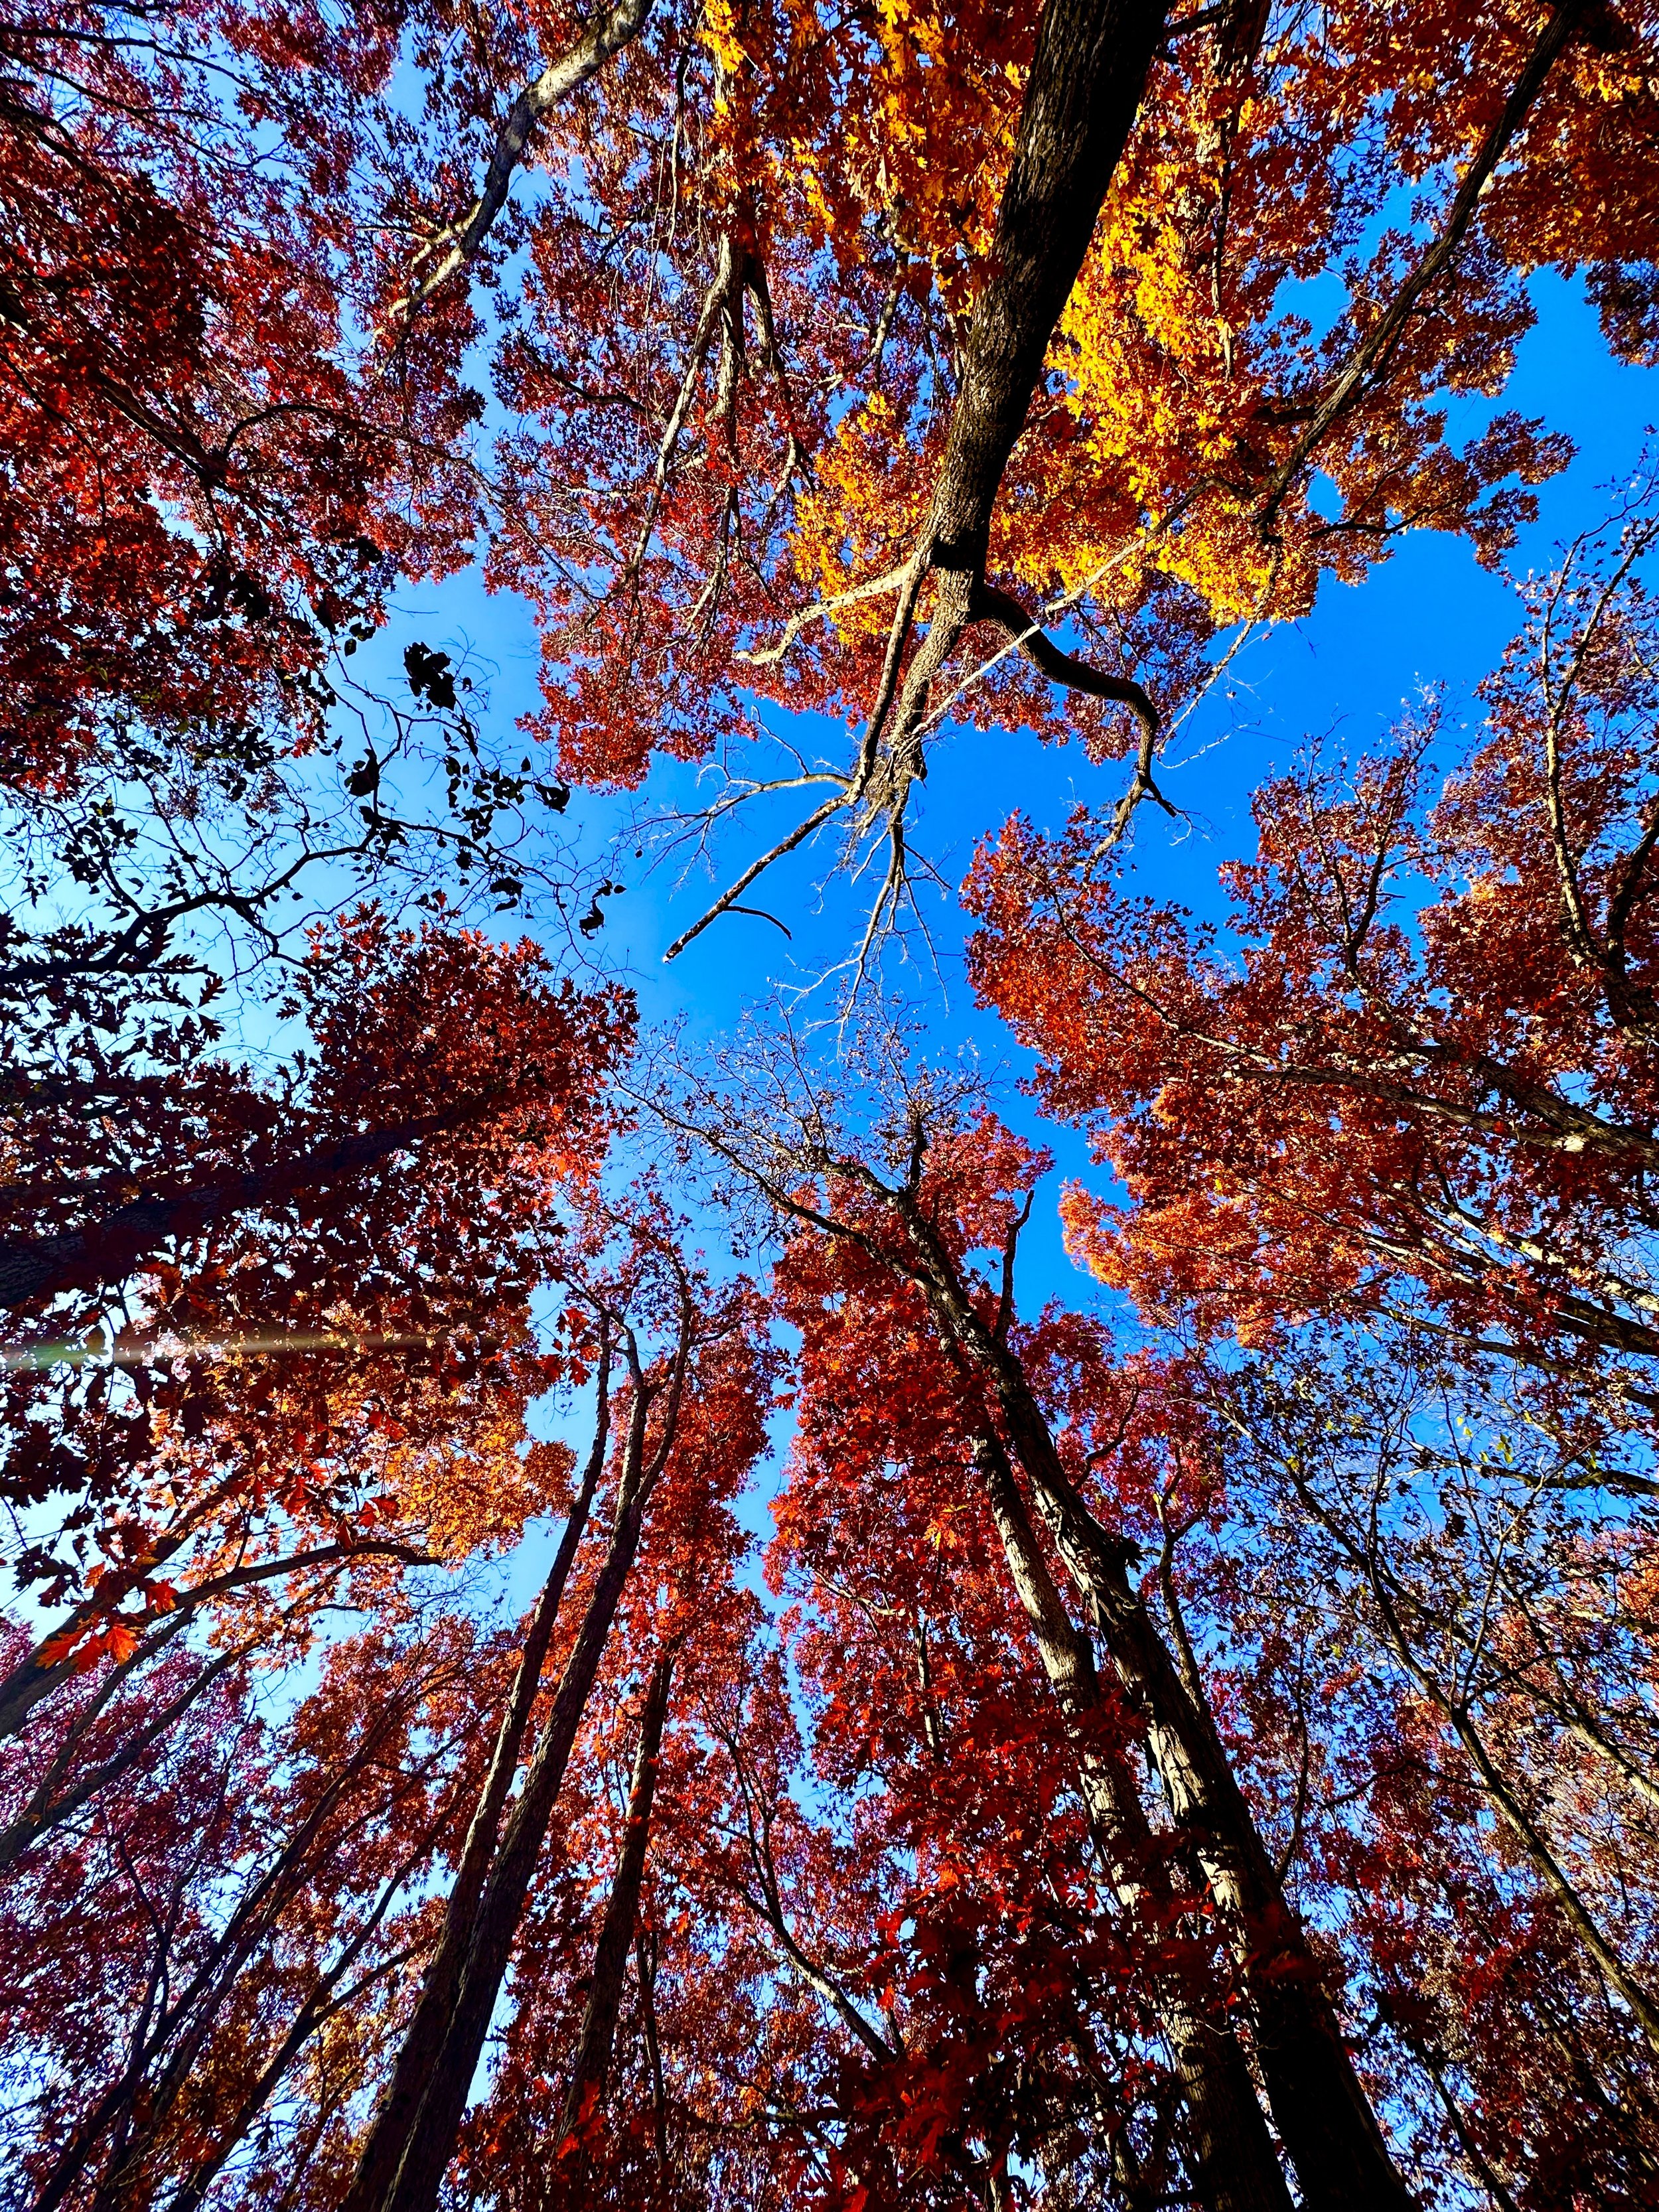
(971, 1426), (1295, 2212)
(348, 1305), (691, 2212)
(551, 1647), (674, 2196)
(0, 1108), (493, 1311)
(338, 1322), (613, 2212)
(889, 1185), (1411, 2212)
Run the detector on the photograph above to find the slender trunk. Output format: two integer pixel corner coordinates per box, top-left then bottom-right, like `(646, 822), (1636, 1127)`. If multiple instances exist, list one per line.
(1348, 1524), (1659, 2055)
(899, 1201), (1409, 2212)
(339, 1339), (612, 2212)
(554, 1649), (674, 2189)
(972, 1430), (1293, 2212)
(1043, 1496), (1408, 2211)
(368, 1325), (688, 2212)
(1257, 0), (1590, 520)
(634, 1925), (670, 2181)
(163, 1937), (420, 2212)
(0, 1098), (508, 1311)
(0, 1604), (188, 1757)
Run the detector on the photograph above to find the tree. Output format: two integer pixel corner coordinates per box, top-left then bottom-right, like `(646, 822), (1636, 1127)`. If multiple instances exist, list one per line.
(344, 1218), (776, 2212)
(10, 7), (1659, 2208)
(1204, 1333), (1659, 2207)
(965, 484), (1659, 1434)
(1, 1607), (488, 2211)
(469, 0), (1656, 950)
(662, 1038), (1412, 2209)
(0, 912), (630, 1704)
(760, 1222), (1250, 2209)
(0, 0), (484, 796)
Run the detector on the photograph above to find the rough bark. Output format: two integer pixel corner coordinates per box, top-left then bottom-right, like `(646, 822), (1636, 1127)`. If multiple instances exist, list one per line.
(891, 1193), (1411, 2212)
(362, 1325), (688, 2212)
(865, 0), (1171, 786)
(934, 0), (1168, 566)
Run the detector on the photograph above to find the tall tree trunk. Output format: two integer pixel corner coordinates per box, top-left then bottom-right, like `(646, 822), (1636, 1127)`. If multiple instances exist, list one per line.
(972, 1429), (1293, 2212)
(634, 1923), (670, 2180)
(893, 1194), (1411, 2212)
(339, 1332), (613, 2212)
(160, 1840), (435, 2212)
(358, 1315), (690, 2212)
(553, 1649), (674, 2193)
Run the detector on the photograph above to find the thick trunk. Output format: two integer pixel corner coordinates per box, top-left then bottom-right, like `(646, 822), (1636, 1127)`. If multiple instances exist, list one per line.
(554, 1649), (674, 2184)
(928, 0), (1169, 575)
(899, 1203), (1409, 2212)
(867, 0), (1170, 778)
(339, 1349), (612, 2212)
(1039, 1492), (1409, 2212)
(972, 1430), (1293, 2212)
(366, 1381), (668, 2212)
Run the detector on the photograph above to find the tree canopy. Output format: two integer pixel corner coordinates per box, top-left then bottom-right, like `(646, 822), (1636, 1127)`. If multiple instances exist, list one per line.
(4, 4), (1659, 2210)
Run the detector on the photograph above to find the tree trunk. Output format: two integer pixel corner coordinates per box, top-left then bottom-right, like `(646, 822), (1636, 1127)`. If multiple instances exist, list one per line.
(31, 1706), (417, 2212)
(553, 1648), (674, 2191)
(360, 1351), (680, 2212)
(0, 1640), (242, 1874)
(338, 1339), (613, 2212)
(896, 1197), (1411, 2212)
(928, 0), (1169, 575)
(867, 0), (1170, 779)
(972, 1429), (1293, 2212)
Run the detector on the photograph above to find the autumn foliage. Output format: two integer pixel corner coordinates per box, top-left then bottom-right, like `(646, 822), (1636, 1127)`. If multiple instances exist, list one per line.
(5, 3), (1659, 2211)
(967, 491), (1659, 1411)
